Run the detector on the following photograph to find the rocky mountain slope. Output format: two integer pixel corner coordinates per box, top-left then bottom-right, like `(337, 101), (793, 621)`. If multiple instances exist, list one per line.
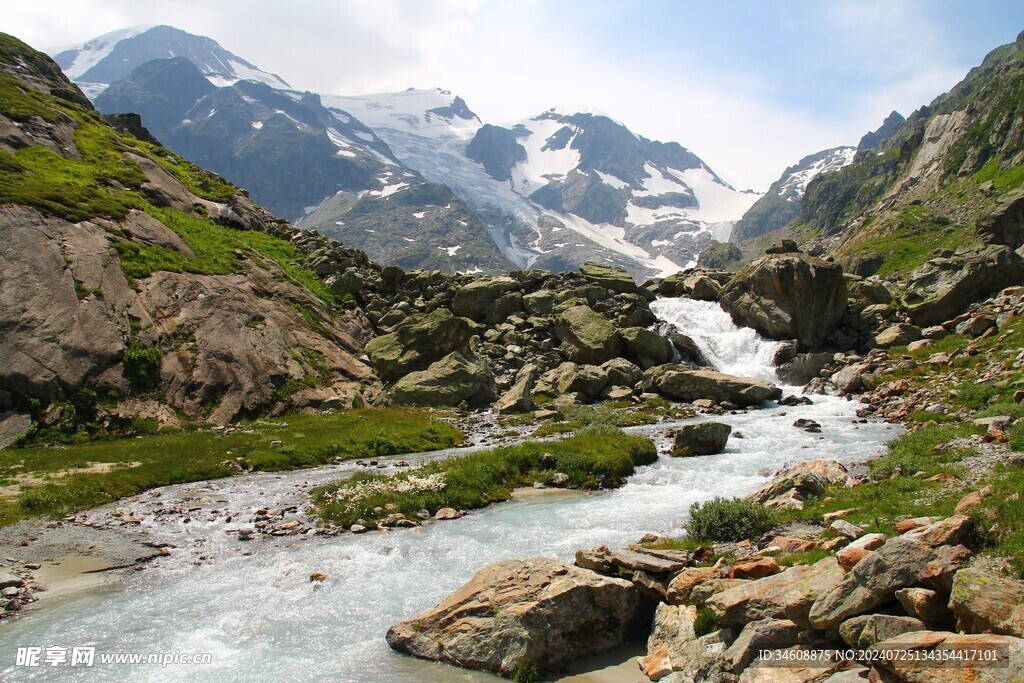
(731, 145), (856, 242)
(54, 26), (759, 279)
(730, 111), (906, 245)
(782, 32), (1024, 277)
(0, 32), (383, 445)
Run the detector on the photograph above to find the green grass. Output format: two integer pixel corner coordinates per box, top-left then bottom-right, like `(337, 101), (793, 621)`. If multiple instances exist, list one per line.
(833, 205), (979, 277)
(0, 73), (335, 305)
(311, 427), (657, 528)
(0, 408), (463, 526)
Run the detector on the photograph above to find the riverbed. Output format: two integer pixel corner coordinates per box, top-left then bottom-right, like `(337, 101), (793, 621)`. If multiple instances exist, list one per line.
(0, 299), (900, 681)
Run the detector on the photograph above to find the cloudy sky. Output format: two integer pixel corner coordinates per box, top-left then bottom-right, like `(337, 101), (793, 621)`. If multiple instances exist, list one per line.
(7, 0), (1024, 190)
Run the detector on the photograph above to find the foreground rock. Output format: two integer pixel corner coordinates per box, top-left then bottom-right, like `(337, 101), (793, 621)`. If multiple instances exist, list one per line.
(646, 365), (782, 405)
(808, 516), (975, 630)
(386, 558), (648, 678)
(719, 252), (847, 348)
(869, 631), (1024, 682)
(949, 567), (1024, 637)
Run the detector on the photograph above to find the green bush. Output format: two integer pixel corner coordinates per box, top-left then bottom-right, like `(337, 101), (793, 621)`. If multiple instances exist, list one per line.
(686, 496), (777, 542)
(693, 607), (723, 637)
(122, 341), (164, 390)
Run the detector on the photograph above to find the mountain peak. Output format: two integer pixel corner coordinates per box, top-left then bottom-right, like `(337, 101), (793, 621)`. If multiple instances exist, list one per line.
(49, 24), (289, 92)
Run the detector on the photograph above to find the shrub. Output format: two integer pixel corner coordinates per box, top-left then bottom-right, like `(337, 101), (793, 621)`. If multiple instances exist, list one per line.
(686, 496), (777, 542)
(122, 341), (163, 390)
(693, 607), (723, 637)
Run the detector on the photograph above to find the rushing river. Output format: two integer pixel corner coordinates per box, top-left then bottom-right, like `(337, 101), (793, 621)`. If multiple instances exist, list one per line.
(0, 299), (898, 682)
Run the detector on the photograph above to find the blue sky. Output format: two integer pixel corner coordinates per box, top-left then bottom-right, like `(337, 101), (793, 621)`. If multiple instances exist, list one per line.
(7, 0), (1024, 190)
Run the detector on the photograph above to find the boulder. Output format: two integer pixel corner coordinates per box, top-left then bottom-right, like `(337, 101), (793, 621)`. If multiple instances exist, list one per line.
(386, 558), (647, 678)
(666, 567), (723, 605)
(729, 557), (782, 581)
(494, 365), (537, 414)
(553, 305), (622, 365)
(388, 352), (496, 407)
(869, 631), (1024, 683)
(621, 327), (672, 367)
(639, 603), (734, 682)
(366, 309), (473, 382)
(452, 276), (523, 324)
(777, 352), (834, 386)
(747, 460), (851, 510)
(522, 289), (555, 316)
(554, 363), (608, 399)
(600, 357), (643, 389)
(873, 323), (922, 348)
(808, 516), (975, 630)
(663, 326), (708, 366)
(838, 614), (927, 648)
(895, 587), (955, 626)
(949, 568), (1024, 637)
(904, 245), (1024, 326)
(579, 262), (642, 295)
(723, 618), (803, 672)
(646, 365), (782, 405)
(671, 421), (732, 456)
(691, 579), (752, 606)
(719, 253), (847, 348)
(707, 557), (845, 628)
(829, 519), (864, 541)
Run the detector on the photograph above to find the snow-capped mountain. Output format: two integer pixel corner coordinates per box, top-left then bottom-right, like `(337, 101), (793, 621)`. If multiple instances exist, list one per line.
(326, 91), (761, 277)
(90, 58), (511, 274)
(731, 146), (856, 242)
(51, 25), (290, 98)
(55, 25), (760, 278)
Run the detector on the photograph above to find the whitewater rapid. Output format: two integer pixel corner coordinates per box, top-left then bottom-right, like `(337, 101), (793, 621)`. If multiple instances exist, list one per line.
(0, 299), (898, 682)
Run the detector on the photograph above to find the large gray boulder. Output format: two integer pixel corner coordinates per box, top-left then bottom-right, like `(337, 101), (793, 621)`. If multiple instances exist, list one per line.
(365, 309), (474, 382)
(620, 327), (672, 368)
(387, 352), (496, 407)
(904, 245), (1024, 326)
(553, 305), (622, 364)
(719, 253), (847, 348)
(386, 558), (647, 678)
(452, 276), (523, 324)
(645, 365), (782, 405)
(578, 262), (642, 295)
(672, 422), (731, 456)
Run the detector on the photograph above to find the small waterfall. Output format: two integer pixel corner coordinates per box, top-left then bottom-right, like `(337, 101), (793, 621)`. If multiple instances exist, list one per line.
(650, 298), (787, 383)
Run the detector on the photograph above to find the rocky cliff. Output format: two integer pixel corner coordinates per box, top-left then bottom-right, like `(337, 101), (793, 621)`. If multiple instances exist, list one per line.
(0, 33), (383, 445)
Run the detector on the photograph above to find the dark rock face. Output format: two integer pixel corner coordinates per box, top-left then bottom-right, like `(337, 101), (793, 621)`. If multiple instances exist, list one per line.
(904, 245), (1024, 326)
(95, 57), (215, 133)
(466, 124), (526, 182)
(856, 110), (906, 152)
(719, 253), (847, 348)
(977, 188), (1024, 250)
(732, 146), (855, 242)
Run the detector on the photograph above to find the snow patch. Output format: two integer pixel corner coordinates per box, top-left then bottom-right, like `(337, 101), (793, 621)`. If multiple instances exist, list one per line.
(439, 245), (462, 256)
(594, 170), (629, 190)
